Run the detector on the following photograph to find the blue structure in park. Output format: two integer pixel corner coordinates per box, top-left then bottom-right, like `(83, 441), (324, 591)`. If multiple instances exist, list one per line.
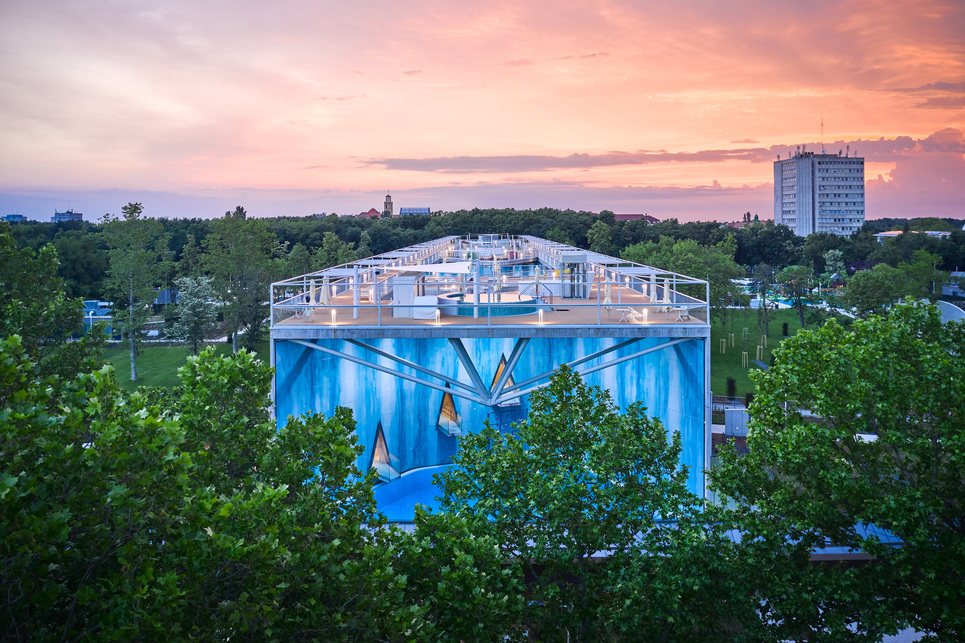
(270, 235), (711, 521)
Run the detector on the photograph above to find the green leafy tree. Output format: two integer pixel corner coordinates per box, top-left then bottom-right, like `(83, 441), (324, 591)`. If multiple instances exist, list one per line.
(823, 249), (847, 280)
(622, 235), (743, 327)
(0, 335), (200, 640)
(396, 509), (526, 641)
(907, 217), (955, 232)
(898, 249), (946, 302)
(51, 229), (109, 299)
(0, 223), (103, 379)
(842, 263), (905, 318)
(171, 349), (416, 639)
(176, 232), (204, 278)
(284, 242), (313, 277)
(544, 225), (575, 246)
(204, 206), (277, 353)
(733, 220), (803, 268)
(586, 220), (615, 256)
(167, 275), (218, 354)
(0, 341), (427, 640)
(751, 262), (777, 336)
(439, 366), (750, 642)
(777, 264), (814, 328)
(355, 230), (373, 260)
(802, 233), (844, 273)
(313, 231), (356, 270)
(816, 248), (844, 291)
(713, 303), (965, 641)
(102, 202), (170, 381)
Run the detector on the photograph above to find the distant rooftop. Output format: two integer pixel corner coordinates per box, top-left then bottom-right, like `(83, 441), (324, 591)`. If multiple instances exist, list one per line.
(613, 213), (659, 223)
(874, 230), (952, 243)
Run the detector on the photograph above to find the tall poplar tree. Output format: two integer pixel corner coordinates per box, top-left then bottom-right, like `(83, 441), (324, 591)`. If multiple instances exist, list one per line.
(204, 206), (277, 353)
(103, 203), (168, 381)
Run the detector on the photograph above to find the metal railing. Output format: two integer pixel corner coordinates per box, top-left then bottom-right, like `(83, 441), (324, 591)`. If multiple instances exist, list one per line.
(269, 235), (710, 329)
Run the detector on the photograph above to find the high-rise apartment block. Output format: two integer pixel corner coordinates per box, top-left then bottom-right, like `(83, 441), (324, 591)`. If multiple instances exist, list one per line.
(773, 149), (864, 236)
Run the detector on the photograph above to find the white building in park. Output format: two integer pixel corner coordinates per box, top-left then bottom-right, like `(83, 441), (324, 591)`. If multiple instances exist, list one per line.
(774, 147), (864, 236)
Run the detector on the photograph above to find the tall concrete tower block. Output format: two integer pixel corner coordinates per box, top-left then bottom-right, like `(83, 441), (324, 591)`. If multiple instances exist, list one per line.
(774, 149), (864, 236)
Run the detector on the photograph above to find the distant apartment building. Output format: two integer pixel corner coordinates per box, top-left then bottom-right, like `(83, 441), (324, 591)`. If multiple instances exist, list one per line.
(3, 214), (26, 223)
(399, 207), (431, 215)
(51, 210), (83, 223)
(773, 148), (864, 236)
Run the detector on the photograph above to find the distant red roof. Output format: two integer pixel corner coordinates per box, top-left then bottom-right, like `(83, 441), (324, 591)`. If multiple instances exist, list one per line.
(614, 213), (659, 223)
(357, 208), (380, 218)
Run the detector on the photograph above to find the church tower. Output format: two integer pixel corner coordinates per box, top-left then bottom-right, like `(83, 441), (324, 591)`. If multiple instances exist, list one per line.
(384, 192), (393, 217)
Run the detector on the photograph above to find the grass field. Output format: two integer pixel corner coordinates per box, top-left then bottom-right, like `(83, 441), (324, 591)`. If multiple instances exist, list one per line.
(103, 340), (270, 391)
(709, 307), (850, 398)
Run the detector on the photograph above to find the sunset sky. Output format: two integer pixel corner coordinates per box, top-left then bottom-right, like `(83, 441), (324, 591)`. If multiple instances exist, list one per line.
(1, 0), (963, 222)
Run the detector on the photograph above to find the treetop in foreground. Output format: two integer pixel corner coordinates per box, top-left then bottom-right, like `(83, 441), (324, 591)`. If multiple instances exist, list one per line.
(0, 342), (527, 641)
(439, 365), (756, 642)
(712, 302), (965, 641)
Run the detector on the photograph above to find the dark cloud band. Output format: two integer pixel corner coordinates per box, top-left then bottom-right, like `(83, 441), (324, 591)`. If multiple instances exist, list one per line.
(364, 130), (964, 174)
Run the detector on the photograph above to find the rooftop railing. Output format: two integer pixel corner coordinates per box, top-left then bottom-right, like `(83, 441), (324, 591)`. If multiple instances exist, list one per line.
(269, 235), (709, 329)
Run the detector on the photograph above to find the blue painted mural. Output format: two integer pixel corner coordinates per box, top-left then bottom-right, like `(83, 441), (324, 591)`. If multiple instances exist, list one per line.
(274, 335), (706, 519)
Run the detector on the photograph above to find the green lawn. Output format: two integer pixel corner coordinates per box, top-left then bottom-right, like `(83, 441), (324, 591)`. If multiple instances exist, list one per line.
(709, 307), (849, 398)
(103, 340), (270, 391)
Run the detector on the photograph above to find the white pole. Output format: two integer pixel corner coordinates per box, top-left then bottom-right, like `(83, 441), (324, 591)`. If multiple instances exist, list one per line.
(353, 264), (360, 318)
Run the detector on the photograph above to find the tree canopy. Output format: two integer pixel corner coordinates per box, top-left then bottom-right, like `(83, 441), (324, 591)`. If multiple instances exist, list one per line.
(0, 335), (525, 641)
(439, 366), (756, 642)
(712, 303), (965, 641)
(204, 206), (278, 353)
(0, 222), (102, 379)
(102, 202), (169, 380)
(622, 235), (744, 326)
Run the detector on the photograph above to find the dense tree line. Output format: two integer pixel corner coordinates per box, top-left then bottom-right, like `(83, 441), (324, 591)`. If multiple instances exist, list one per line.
(6, 209), (965, 360)
(10, 210), (965, 304)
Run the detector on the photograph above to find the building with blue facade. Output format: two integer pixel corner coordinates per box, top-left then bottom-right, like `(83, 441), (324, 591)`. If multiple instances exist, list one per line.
(270, 235), (711, 520)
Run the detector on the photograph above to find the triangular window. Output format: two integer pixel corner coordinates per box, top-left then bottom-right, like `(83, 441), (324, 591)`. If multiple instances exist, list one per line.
(370, 421), (399, 482)
(490, 354), (520, 406)
(437, 384), (462, 436)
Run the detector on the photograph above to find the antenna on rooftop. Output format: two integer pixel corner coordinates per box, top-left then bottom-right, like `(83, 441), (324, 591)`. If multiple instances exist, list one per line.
(820, 116), (825, 153)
